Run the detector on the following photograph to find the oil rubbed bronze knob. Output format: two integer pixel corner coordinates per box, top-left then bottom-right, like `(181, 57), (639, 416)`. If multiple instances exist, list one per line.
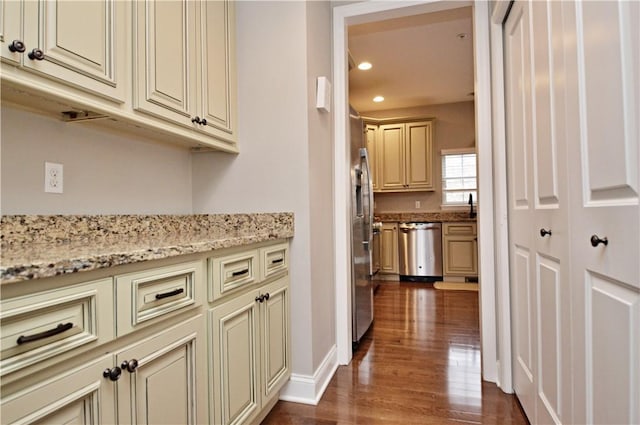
(200, 118), (207, 126)
(121, 359), (139, 373)
(28, 48), (45, 60)
(103, 366), (122, 381)
(540, 228), (552, 237)
(8, 40), (26, 53)
(191, 116), (201, 124)
(590, 235), (608, 247)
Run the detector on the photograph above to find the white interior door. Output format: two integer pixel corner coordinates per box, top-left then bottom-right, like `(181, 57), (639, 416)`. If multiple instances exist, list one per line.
(563, 1), (640, 424)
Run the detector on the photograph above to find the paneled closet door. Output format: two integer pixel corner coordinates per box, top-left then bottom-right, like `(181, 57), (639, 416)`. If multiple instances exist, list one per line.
(563, 1), (640, 424)
(505, 1), (572, 423)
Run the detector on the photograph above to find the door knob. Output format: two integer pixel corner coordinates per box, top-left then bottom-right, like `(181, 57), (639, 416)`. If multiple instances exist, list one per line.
(27, 48), (45, 61)
(540, 228), (552, 237)
(8, 40), (26, 53)
(590, 235), (608, 247)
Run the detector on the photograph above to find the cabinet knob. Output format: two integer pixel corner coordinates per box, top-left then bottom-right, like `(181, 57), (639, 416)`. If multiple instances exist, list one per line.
(8, 40), (26, 53)
(191, 116), (201, 124)
(255, 295), (264, 303)
(540, 228), (552, 237)
(200, 118), (207, 126)
(590, 235), (608, 247)
(103, 366), (122, 381)
(121, 359), (139, 373)
(263, 293), (270, 301)
(27, 48), (45, 61)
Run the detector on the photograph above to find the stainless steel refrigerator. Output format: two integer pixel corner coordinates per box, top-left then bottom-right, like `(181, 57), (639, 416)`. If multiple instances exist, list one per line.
(350, 107), (374, 345)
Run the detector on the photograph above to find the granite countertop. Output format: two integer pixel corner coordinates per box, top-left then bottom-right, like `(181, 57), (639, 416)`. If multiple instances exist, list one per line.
(0, 213), (294, 285)
(374, 211), (477, 223)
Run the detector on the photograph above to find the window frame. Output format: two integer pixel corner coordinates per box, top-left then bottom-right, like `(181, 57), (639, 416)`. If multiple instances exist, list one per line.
(440, 148), (477, 208)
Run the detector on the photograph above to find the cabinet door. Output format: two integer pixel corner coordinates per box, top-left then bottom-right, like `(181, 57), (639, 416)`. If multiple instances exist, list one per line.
(0, 0), (22, 64)
(260, 277), (290, 401)
(211, 291), (260, 425)
(379, 124), (405, 191)
(443, 237), (477, 276)
(21, 0), (126, 102)
(405, 121), (433, 190)
(1, 355), (116, 424)
(365, 124), (379, 191)
(133, 0), (197, 125)
(116, 315), (206, 425)
(380, 223), (398, 273)
(197, 0), (236, 143)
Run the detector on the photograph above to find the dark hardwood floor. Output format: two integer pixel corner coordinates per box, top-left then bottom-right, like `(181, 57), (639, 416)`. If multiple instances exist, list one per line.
(262, 282), (528, 424)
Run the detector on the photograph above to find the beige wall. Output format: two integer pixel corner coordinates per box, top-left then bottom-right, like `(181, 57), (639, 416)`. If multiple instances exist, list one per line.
(192, 1), (335, 377)
(364, 101), (476, 213)
(0, 106), (193, 214)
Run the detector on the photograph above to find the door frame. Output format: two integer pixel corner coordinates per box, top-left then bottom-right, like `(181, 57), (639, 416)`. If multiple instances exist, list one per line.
(332, 0), (513, 391)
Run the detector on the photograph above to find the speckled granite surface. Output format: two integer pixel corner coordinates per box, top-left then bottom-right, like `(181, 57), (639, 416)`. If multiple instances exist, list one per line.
(374, 211), (477, 222)
(0, 213), (294, 284)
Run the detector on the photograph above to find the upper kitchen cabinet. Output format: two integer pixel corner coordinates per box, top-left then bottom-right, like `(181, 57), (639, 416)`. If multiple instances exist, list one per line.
(133, 0), (236, 144)
(379, 120), (434, 192)
(365, 123), (379, 190)
(1, 0), (126, 102)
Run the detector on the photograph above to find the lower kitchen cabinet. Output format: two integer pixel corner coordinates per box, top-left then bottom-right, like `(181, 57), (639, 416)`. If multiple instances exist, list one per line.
(380, 223), (399, 274)
(210, 275), (290, 425)
(442, 223), (477, 277)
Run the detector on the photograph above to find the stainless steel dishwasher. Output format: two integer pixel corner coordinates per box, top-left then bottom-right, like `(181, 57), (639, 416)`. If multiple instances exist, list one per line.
(398, 222), (443, 282)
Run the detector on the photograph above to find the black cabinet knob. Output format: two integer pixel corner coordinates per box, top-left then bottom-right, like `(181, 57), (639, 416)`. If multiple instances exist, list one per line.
(255, 295), (264, 303)
(28, 48), (45, 61)
(103, 366), (122, 381)
(263, 293), (270, 301)
(540, 228), (552, 237)
(200, 118), (207, 126)
(8, 40), (26, 53)
(590, 235), (608, 247)
(191, 116), (201, 124)
(121, 359), (139, 373)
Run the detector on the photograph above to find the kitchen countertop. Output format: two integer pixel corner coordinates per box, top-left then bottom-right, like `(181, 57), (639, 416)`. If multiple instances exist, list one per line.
(0, 213), (294, 284)
(374, 211), (477, 223)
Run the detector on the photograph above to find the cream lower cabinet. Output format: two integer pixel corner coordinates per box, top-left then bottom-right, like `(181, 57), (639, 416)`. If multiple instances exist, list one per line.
(380, 223), (399, 274)
(442, 223), (477, 277)
(1, 316), (205, 425)
(210, 276), (290, 425)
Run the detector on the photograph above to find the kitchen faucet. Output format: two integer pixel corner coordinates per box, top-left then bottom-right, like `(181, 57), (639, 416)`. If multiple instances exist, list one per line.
(468, 193), (476, 218)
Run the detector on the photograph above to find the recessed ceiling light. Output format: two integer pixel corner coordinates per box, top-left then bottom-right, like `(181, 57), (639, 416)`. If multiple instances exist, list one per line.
(358, 62), (372, 70)
(373, 96), (384, 103)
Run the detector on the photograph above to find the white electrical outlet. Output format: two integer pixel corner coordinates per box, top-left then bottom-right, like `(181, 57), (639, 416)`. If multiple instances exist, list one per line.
(45, 162), (63, 194)
(415, 200), (421, 209)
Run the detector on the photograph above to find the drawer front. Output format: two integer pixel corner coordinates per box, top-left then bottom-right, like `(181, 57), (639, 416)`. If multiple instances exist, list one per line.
(209, 250), (259, 302)
(444, 222), (477, 236)
(1, 278), (114, 376)
(260, 243), (289, 281)
(116, 261), (202, 336)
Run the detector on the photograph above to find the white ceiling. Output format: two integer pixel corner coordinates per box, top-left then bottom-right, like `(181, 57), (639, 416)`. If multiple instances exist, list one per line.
(348, 6), (474, 113)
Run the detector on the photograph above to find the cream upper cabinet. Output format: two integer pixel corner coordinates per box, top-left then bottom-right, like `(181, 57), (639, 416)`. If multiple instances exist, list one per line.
(2, 0), (126, 102)
(442, 223), (477, 277)
(380, 223), (399, 274)
(134, 0), (236, 144)
(379, 120), (434, 192)
(365, 124), (379, 191)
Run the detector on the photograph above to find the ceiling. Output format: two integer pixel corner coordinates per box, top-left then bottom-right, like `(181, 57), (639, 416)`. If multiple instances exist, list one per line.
(348, 6), (474, 113)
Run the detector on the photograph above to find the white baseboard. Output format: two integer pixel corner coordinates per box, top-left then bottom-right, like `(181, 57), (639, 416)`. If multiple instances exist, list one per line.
(278, 344), (338, 405)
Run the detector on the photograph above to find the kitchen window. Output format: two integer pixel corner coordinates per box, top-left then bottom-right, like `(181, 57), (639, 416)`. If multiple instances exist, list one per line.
(441, 149), (477, 206)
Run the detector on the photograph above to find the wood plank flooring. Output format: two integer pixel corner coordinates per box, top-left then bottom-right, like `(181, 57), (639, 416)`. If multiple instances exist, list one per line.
(262, 282), (528, 424)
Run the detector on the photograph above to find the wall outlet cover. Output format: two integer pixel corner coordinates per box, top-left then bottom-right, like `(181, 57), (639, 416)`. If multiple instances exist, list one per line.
(45, 162), (63, 194)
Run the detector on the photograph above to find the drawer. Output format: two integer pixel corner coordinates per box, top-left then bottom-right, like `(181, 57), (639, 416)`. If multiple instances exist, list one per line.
(209, 249), (259, 301)
(1, 278), (114, 376)
(444, 222), (477, 236)
(260, 243), (289, 281)
(116, 260), (202, 336)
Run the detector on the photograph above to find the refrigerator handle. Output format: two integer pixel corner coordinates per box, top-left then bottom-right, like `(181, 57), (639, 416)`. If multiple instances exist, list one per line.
(359, 148), (374, 250)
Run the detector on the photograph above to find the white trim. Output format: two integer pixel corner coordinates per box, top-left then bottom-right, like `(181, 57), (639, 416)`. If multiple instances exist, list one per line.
(333, 0), (506, 388)
(489, 0), (514, 393)
(279, 345), (338, 405)
(441, 147), (476, 155)
(473, 1), (498, 383)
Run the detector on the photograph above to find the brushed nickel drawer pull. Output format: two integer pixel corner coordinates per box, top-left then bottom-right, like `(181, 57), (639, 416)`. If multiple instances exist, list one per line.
(271, 258), (284, 265)
(155, 288), (185, 300)
(232, 269), (249, 277)
(17, 322), (73, 345)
